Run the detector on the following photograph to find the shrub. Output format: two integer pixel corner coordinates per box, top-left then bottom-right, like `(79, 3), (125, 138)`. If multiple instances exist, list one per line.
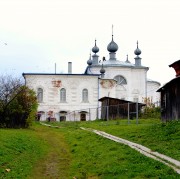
(140, 97), (161, 119)
(0, 75), (38, 128)
(140, 106), (161, 119)
(8, 86), (38, 128)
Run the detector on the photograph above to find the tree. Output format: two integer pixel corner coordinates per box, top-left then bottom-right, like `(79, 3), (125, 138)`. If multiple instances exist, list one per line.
(0, 75), (38, 128)
(140, 97), (160, 119)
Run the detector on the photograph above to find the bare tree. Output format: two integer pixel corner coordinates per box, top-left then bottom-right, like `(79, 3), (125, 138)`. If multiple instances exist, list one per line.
(0, 75), (23, 106)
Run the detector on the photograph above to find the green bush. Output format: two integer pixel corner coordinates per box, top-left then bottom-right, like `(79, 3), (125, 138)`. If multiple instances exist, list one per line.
(140, 106), (161, 119)
(140, 97), (161, 119)
(0, 86), (38, 128)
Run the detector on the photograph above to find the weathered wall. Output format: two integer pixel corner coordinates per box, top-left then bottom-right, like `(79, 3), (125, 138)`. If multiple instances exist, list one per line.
(25, 74), (99, 121)
(89, 66), (150, 102)
(161, 77), (180, 121)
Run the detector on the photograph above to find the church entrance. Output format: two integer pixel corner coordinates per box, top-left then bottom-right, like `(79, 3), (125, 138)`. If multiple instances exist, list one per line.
(80, 113), (86, 121)
(60, 116), (66, 122)
(59, 111), (67, 122)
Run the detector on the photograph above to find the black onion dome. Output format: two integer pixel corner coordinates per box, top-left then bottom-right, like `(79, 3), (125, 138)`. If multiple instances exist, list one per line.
(107, 35), (118, 53)
(100, 68), (105, 74)
(87, 59), (92, 65)
(87, 54), (92, 65)
(100, 65), (105, 74)
(134, 41), (141, 56)
(92, 40), (99, 54)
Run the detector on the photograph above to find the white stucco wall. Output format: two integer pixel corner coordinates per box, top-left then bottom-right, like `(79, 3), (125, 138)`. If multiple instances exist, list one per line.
(24, 63), (160, 121)
(99, 79), (116, 99)
(24, 74), (100, 121)
(147, 80), (161, 105)
(88, 65), (148, 103)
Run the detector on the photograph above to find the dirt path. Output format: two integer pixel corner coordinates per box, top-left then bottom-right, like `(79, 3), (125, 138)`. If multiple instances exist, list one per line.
(28, 125), (70, 179)
(81, 127), (180, 175)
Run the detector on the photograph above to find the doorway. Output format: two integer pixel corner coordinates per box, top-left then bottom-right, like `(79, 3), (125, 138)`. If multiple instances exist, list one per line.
(80, 113), (86, 121)
(59, 111), (67, 122)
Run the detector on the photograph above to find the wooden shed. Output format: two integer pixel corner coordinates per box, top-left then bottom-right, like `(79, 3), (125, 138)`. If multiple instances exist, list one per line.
(99, 97), (145, 120)
(157, 60), (180, 121)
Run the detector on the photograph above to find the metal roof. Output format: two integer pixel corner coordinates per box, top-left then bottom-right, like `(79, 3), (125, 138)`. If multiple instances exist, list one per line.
(98, 96), (145, 106)
(22, 73), (100, 77)
(89, 60), (149, 69)
(157, 76), (180, 92)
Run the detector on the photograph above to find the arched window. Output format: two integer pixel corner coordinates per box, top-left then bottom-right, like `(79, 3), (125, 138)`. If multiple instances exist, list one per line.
(60, 88), (66, 102)
(114, 75), (127, 85)
(37, 88), (43, 103)
(82, 89), (88, 102)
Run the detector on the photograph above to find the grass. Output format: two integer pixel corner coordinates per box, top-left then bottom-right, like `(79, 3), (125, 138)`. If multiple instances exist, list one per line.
(0, 124), (71, 179)
(50, 119), (180, 178)
(28, 124), (71, 179)
(77, 119), (180, 161)
(0, 119), (180, 178)
(62, 126), (179, 178)
(0, 128), (48, 178)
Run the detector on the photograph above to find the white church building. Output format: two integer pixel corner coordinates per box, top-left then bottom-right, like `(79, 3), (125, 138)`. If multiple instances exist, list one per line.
(23, 35), (160, 121)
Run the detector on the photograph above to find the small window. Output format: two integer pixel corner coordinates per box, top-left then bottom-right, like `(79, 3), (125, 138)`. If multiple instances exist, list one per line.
(37, 88), (43, 103)
(60, 88), (66, 102)
(114, 75), (127, 85)
(82, 89), (88, 102)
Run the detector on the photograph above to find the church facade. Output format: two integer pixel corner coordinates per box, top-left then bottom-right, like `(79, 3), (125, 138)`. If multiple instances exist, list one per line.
(23, 35), (160, 121)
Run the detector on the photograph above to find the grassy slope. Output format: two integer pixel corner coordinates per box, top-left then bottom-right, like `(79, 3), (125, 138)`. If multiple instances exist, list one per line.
(77, 119), (180, 161)
(0, 124), (71, 179)
(28, 124), (71, 179)
(62, 126), (179, 179)
(0, 128), (48, 178)
(0, 119), (180, 178)
(49, 119), (179, 178)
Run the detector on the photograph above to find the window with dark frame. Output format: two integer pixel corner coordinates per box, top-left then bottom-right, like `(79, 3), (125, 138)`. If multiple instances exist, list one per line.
(37, 88), (43, 103)
(82, 88), (88, 102)
(60, 88), (66, 102)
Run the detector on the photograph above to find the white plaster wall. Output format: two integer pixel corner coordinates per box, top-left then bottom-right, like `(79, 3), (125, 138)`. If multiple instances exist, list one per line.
(24, 66), (160, 121)
(147, 81), (161, 105)
(99, 79), (116, 99)
(24, 74), (99, 121)
(89, 66), (147, 102)
(129, 68), (147, 103)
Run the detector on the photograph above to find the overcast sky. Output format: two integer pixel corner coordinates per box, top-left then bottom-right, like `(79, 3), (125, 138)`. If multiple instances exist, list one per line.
(0, 0), (180, 85)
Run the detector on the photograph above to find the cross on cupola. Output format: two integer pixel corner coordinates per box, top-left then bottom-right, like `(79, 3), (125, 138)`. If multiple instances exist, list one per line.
(134, 41), (142, 66)
(99, 57), (106, 78)
(107, 25), (118, 60)
(91, 39), (99, 64)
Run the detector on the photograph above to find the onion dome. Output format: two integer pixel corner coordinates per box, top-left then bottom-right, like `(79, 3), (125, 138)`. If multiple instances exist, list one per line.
(107, 35), (118, 53)
(100, 64), (105, 74)
(134, 41), (141, 56)
(87, 53), (92, 65)
(92, 39), (99, 54)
